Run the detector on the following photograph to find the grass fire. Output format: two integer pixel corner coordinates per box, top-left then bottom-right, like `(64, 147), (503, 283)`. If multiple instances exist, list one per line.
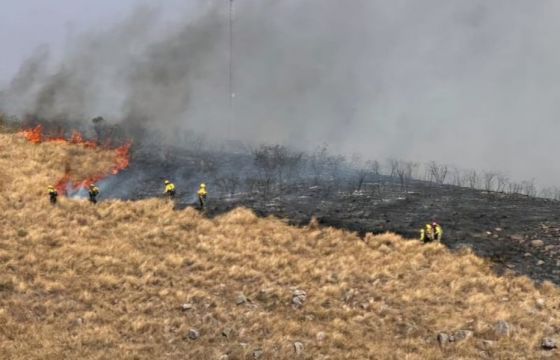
(2, 1), (560, 359)
(1, 119), (560, 359)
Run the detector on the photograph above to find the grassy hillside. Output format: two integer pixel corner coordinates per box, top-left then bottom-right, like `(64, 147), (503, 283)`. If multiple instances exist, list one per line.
(0, 132), (559, 359)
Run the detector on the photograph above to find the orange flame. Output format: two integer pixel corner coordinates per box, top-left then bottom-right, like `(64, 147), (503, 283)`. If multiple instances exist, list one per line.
(20, 125), (132, 196)
(21, 125), (43, 144)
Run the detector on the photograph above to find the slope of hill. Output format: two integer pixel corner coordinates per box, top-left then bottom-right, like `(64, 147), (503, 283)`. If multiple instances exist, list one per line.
(1, 131), (559, 359)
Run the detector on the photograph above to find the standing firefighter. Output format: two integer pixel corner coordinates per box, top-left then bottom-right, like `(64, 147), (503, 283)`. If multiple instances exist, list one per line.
(48, 185), (58, 205)
(197, 183), (208, 210)
(420, 222), (443, 242)
(164, 180), (176, 198)
(88, 184), (100, 204)
(433, 222), (443, 241)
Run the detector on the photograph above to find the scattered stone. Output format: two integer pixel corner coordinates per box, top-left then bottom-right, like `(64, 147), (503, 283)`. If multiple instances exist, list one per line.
(479, 340), (496, 350)
(292, 296), (304, 308)
(294, 341), (304, 355)
(536, 298), (546, 308)
(524, 253), (532, 257)
(343, 289), (356, 302)
(219, 355), (229, 360)
(222, 327), (233, 338)
(292, 289), (307, 308)
(236, 294), (248, 305)
(511, 234), (524, 242)
(252, 349), (263, 359)
(181, 303), (193, 311)
(187, 328), (200, 340)
(537, 260), (545, 266)
(531, 240), (545, 247)
(453, 330), (473, 342)
(455, 243), (473, 251)
(494, 320), (513, 338)
(542, 338), (557, 350)
(437, 333), (450, 347)
(495, 227), (503, 232)
(316, 332), (327, 342)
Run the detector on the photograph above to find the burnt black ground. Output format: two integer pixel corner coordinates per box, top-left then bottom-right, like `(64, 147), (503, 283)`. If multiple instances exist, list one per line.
(105, 150), (560, 286)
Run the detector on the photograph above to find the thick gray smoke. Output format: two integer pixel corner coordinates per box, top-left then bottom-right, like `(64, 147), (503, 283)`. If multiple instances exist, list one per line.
(2, 0), (560, 185)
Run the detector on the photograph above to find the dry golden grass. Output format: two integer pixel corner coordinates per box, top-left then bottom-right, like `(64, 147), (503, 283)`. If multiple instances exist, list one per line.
(0, 132), (559, 359)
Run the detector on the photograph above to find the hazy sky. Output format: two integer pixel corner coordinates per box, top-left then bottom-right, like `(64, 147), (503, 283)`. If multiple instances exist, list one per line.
(0, 0), (185, 87)
(2, 1), (560, 187)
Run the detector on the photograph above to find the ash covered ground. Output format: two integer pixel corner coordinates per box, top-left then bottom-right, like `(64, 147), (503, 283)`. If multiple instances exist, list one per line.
(101, 143), (560, 286)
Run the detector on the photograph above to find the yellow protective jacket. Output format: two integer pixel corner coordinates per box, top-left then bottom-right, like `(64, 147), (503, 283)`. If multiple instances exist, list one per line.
(165, 183), (176, 194)
(420, 225), (434, 242)
(89, 186), (99, 196)
(434, 225), (443, 241)
(198, 187), (207, 198)
(48, 187), (57, 195)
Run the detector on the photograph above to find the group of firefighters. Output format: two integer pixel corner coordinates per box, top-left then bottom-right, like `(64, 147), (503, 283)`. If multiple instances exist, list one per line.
(48, 181), (443, 242)
(47, 180), (209, 210)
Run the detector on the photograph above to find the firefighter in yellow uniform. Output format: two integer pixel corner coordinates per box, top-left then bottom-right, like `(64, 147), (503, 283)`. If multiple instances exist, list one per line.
(164, 180), (176, 198)
(433, 222), (443, 241)
(88, 184), (100, 204)
(48, 185), (58, 205)
(420, 222), (443, 242)
(420, 224), (433, 242)
(197, 183), (207, 210)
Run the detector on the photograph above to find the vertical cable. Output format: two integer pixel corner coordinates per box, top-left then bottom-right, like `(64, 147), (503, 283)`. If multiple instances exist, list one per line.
(228, 0), (235, 137)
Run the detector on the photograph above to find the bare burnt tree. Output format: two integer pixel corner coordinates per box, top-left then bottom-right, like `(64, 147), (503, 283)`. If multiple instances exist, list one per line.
(360, 159), (382, 197)
(352, 167), (368, 192)
(396, 161), (417, 192)
(309, 145), (329, 185)
(216, 174), (240, 197)
(451, 167), (463, 187)
(521, 180), (537, 197)
(350, 154), (368, 192)
(325, 154), (346, 194)
(464, 170), (480, 189)
(542, 186), (560, 201)
(482, 171), (497, 191)
(387, 158), (399, 180)
(508, 182), (523, 194)
(252, 145), (280, 196)
(252, 144), (303, 196)
(369, 160), (381, 178)
(427, 161), (449, 185)
(283, 150), (304, 185)
(496, 173), (509, 193)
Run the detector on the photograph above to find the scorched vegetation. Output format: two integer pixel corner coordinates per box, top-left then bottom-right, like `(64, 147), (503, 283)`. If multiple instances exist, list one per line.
(0, 129), (559, 359)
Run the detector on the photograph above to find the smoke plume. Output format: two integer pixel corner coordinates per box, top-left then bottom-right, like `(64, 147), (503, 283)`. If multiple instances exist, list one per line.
(2, 0), (560, 185)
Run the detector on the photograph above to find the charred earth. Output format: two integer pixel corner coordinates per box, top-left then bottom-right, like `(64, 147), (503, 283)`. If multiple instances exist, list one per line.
(107, 143), (560, 286)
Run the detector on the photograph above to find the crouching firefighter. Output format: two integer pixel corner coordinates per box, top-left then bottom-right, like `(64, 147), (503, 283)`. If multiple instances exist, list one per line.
(164, 180), (176, 199)
(88, 184), (100, 204)
(48, 185), (58, 205)
(420, 222), (443, 243)
(197, 183), (207, 210)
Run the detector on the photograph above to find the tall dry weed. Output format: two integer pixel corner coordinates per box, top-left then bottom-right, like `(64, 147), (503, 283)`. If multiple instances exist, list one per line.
(0, 132), (558, 359)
